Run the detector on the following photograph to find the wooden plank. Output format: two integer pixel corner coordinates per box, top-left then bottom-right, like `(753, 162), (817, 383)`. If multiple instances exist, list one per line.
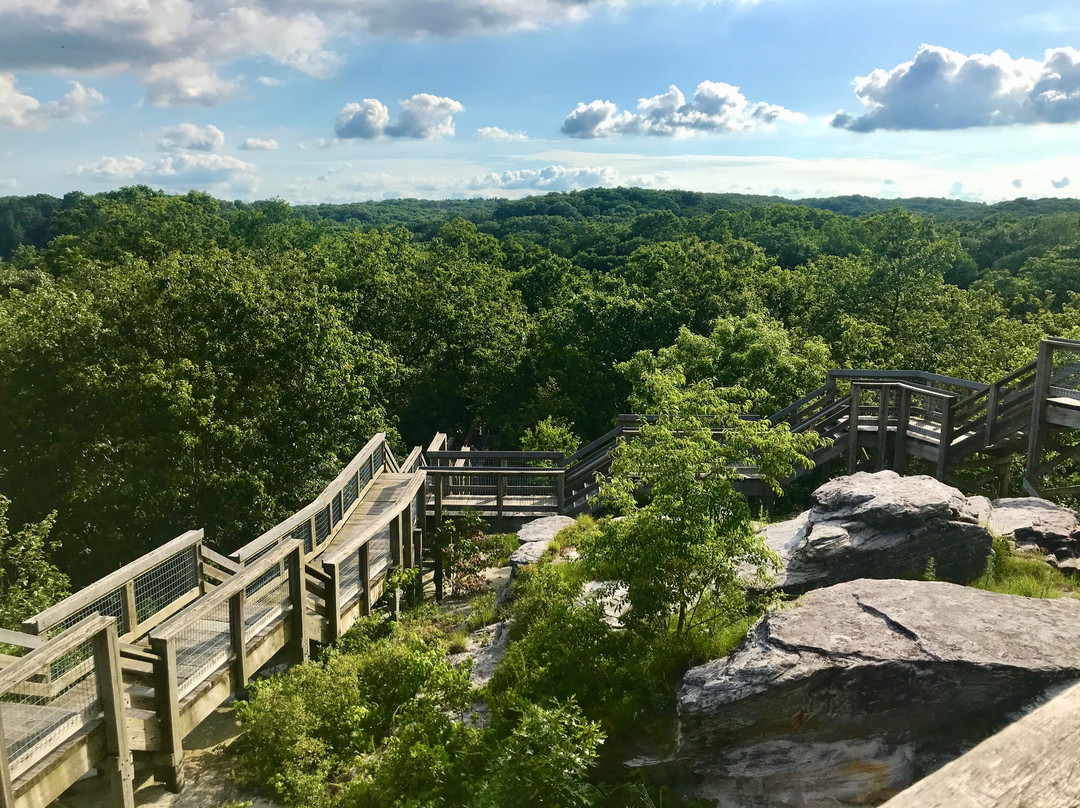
(149, 636), (183, 792)
(848, 385), (861, 474)
(288, 546), (308, 664)
(9, 725), (104, 808)
(1026, 340), (1055, 482)
(0, 630), (41, 651)
(882, 681), (1080, 808)
(91, 623), (134, 808)
(23, 531), (203, 636)
(0, 704), (13, 808)
(200, 547), (242, 575)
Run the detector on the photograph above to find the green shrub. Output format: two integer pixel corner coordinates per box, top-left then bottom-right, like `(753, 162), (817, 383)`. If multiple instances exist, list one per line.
(464, 591), (500, 632)
(473, 700), (604, 808)
(479, 533), (519, 567)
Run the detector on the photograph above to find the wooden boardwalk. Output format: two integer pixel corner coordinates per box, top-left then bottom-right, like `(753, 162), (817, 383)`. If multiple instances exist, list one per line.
(4, 338), (1080, 807)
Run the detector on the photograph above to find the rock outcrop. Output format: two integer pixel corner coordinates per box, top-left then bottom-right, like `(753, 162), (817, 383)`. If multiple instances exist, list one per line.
(510, 515), (576, 576)
(758, 471), (992, 595)
(676, 578), (1080, 807)
(989, 497), (1080, 562)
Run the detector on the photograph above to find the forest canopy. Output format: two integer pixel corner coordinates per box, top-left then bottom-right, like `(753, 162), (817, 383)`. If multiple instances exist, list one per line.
(1, 185), (1078, 585)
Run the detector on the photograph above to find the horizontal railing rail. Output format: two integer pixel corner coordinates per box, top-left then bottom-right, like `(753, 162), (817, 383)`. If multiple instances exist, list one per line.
(24, 530), (205, 641)
(234, 433), (390, 565)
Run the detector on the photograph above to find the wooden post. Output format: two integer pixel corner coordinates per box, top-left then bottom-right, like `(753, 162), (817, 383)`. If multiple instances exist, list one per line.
(229, 591), (248, 688)
(937, 397), (955, 481)
(92, 620), (135, 808)
(149, 635), (184, 792)
(556, 472), (565, 515)
(359, 544), (372, 616)
(194, 543), (207, 596)
(287, 545), (308, 663)
(0, 708), (15, 808)
(389, 515), (402, 619)
(986, 380), (1000, 445)
(413, 526), (424, 604)
(848, 384), (861, 474)
(1026, 340), (1055, 487)
(325, 562), (341, 642)
(433, 544), (444, 603)
(894, 388), (911, 472)
(123, 579), (138, 637)
(497, 473), (506, 531)
(876, 386), (890, 471)
(434, 472), (444, 526)
(402, 503), (414, 568)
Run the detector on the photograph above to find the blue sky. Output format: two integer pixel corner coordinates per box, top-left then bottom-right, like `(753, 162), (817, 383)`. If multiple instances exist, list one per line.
(1, 0), (1079, 203)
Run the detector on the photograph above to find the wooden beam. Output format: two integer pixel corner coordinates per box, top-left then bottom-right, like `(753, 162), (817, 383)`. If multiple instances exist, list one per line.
(848, 385), (861, 474)
(894, 388), (911, 472)
(881, 681), (1080, 807)
(288, 545), (308, 664)
(91, 620), (135, 808)
(1026, 340), (1055, 483)
(0, 706), (13, 808)
(228, 592), (248, 689)
(149, 636), (184, 792)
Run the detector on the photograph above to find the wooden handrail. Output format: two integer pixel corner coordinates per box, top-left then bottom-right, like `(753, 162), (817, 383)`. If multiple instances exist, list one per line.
(234, 433), (388, 564)
(321, 471), (426, 568)
(151, 539), (302, 642)
(24, 529), (204, 636)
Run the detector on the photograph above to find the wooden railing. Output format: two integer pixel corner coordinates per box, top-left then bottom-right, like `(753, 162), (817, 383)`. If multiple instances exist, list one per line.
(234, 433), (393, 566)
(0, 615), (133, 808)
(23, 529), (208, 642)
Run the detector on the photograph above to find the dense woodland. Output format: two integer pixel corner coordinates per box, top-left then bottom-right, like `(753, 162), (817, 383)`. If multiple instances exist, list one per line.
(2, 185), (1080, 588)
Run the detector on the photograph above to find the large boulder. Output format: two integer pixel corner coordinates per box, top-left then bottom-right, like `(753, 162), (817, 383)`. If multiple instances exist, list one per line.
(510, 515), (577, 576)
(676, 579), (1080, 807)
(758, 471), (992, 595)
(989, 497), (1080, 559)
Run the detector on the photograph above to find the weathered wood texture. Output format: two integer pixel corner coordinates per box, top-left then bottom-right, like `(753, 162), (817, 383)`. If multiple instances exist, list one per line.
(882, 681), (1080, 808)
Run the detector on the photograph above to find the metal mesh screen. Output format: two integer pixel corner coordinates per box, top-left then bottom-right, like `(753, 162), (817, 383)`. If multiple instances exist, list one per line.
(244, 563), (291, 644)
(338, 553), (362, 608)
(133, 549), (199, 624)
(53, 589), (127, 637)
(1049, 351), (1080, 399)
(343, 474), (359, 509)
(2, 640), (101, 780)
(369, 526), (393, 579)
(290, 521), (314, 555)
(358, 460), (372, 490)
(173, 601), (231, 700)
(373, 445), (384, 472)
(315, 505), (331, 543)
(332, 492), (343, 525)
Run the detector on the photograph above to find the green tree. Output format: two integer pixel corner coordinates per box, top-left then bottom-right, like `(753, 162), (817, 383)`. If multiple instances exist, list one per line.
(0, 495), (68, 631)
(583, 364), (820, 635)
(521, 416), (581, 455)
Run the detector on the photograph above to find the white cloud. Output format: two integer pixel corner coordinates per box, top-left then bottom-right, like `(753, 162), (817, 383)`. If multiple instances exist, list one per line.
(832, 45), (1080, 132)
(469, 164), (621, 191)
(144, 59), (239, 107)
(156, 123), (225, 152)
(476, 126), (528, 141)
(238, 137), (279, 151)
(73, 155), (148, 180)
(1053, 176), (1071, 188)
(335, 94), (463, 140)
(257, 76), (282, 87)
(0, 74), (102, 129)
(562, 81), (802, 138)
(0, 177), (17, 189)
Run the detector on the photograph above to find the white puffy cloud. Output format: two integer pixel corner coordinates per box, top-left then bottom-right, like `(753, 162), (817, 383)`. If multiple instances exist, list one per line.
(73, 155), (148, 180)
(335, 94), (463, 140)
(238, 137), (279, 151)
(0, 0), (635, 107)
(468, 164), (621, 192)
(156, 123), (225, 152)
(476, 126), (528, 141)
(74, 151), (255, 191)
(832, 45), (1080, 132)
(562, 81), (802, 138)
(0, 74), (102, 129)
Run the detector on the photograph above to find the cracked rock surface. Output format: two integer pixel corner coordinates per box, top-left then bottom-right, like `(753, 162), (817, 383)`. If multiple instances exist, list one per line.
(675, 578), (1080, 807)
(758, 471), (993, 595)
(989, 497), (1080, 560)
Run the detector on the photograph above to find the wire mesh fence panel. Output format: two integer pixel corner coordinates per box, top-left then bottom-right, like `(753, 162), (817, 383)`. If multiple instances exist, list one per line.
(332, 492), (343, 525)
(315, 505), (332, 544)
(358, 460), (372, 490)
(133, 549), (199, 625)
(368, 526), (393, 580)
(290, 521), (314, 556)
(1049, 350), (1080, 400)
(51, 589), (127, 638)
(506, 474), (557, 499)
(245, 556), (284, 599)
(2, 639), (101, 780)
(244, 564), (291, 643)
(173, 601), (231, 700)
(374, 445), (384, 472)
(338, 552), (362, 609)
(343, 474), (359, 509)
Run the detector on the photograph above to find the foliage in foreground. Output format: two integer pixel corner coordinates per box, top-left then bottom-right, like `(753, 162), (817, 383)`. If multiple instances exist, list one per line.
(0, 494), (68, 631)
(970, 538), (1080, 599)
(234, 612), (605, 808)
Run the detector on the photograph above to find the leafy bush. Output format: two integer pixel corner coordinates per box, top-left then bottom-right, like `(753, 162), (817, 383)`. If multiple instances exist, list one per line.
(0, 496), (67, 632)
(521, 416), (581, 456)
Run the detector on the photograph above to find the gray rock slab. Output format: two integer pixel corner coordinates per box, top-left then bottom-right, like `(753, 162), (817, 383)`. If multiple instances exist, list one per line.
(510, 539), (550, 574)
(675, 578), (1080, 807)
(990, 497), (1080, 555)
(516, 515), (577, 545)
(757, 471), (992, 595)
(580, 581), (630, 627)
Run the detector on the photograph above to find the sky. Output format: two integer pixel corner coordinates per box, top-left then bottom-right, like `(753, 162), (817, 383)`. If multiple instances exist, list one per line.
(1, 0), (1079, 204)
